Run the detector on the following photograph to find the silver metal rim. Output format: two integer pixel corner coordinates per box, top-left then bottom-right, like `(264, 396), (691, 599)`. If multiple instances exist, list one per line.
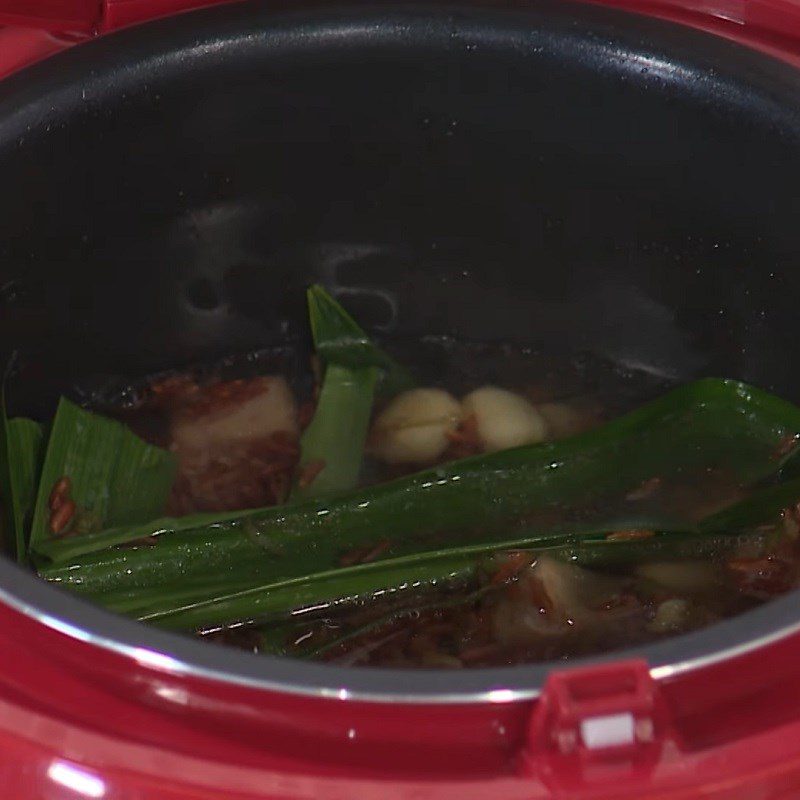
(3, 554), (800, 703)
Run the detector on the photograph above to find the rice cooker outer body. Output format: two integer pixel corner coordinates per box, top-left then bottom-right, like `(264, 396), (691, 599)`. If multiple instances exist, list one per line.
(2, 0), (800, 797)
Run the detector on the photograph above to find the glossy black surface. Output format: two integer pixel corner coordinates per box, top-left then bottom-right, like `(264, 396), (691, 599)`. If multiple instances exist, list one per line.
(1, 1), (800, 413)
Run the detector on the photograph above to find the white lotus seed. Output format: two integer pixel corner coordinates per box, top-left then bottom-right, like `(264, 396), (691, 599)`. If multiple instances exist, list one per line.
(369, 388), (461, 465)
(461, 386), (547, 452)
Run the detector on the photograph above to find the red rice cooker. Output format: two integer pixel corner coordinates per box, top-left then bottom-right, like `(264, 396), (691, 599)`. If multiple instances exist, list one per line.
(2, 0), (800, 798)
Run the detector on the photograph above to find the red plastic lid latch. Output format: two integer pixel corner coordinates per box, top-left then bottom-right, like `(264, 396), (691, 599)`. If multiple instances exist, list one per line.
(521, 659), (681, 788)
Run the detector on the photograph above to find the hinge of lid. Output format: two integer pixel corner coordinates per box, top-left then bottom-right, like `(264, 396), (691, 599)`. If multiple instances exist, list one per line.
(521, 659), (681, 791)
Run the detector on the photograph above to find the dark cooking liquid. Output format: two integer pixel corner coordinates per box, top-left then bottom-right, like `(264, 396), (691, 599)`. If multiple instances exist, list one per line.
(78, 338), (799, 668)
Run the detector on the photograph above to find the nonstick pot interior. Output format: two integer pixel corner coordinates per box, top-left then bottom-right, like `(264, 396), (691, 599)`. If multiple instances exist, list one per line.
(1, 0), (800, 698)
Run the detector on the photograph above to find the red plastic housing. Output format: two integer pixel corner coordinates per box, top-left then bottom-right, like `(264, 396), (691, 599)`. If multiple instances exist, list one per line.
(2, 1), (800, 797)
(3, 0), (800, 66)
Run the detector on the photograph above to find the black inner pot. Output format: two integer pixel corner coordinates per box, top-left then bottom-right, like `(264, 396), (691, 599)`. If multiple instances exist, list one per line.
(1, 0), (800, 698)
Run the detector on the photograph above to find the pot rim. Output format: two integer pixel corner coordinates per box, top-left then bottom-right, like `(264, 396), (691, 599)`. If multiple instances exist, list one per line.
(4, 555), (800, 703)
